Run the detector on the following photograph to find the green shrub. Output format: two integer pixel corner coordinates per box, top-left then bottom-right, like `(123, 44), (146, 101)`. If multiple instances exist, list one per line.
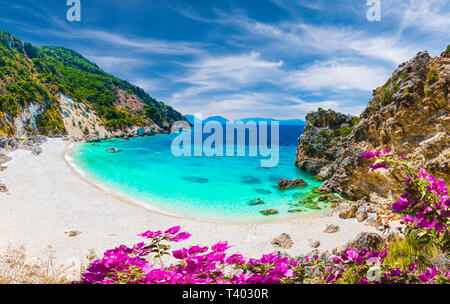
(380, 89), (393, 106)
(426, 68), (439, 85)
(318, 129), (328, 138)
(333, 126), (353, 137)
(351, 117), (361, 126)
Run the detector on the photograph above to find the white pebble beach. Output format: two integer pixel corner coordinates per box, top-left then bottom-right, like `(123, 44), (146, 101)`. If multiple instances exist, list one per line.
(0, 138), (380, 267)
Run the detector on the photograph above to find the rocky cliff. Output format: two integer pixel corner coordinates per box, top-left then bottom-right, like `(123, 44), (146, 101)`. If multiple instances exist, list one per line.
(296, 47), (450, 206)
(0, 30), (185, 141)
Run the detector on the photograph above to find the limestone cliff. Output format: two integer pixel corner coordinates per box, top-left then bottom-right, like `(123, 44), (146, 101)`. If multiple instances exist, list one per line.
(296, 48), (450, 206)
(0, 30), (185, 140)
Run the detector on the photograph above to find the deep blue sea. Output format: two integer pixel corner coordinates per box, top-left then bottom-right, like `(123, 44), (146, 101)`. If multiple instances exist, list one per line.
(70, 124), (325, 222)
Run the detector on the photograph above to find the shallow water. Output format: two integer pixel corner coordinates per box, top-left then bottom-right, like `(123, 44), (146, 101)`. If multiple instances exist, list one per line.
(70, 125), (326, 222)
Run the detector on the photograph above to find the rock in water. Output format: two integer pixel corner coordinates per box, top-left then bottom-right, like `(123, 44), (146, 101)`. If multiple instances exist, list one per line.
(323, 224), (339, 233)
(271, 233), (294, 249)
(277, 178), (306, 190)
(107, 148), (118, 153)
(248, 198), (264, 206)
(259, 209), (279, 216)
(0, 183), (8, 192)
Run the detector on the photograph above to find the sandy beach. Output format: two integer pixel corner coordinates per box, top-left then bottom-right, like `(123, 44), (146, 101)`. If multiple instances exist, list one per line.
(0, 138), (379, 269)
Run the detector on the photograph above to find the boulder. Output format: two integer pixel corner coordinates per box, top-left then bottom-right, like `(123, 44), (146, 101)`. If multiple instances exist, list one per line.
(271, 233), (293, 249)
(323, 224), (339, 233)
(335, 203), (358, 219)
(277, 178), (306, 190)
(356, 210), (368, 222)
(346, 232), (383, 251)
(106, 148), (118, 153)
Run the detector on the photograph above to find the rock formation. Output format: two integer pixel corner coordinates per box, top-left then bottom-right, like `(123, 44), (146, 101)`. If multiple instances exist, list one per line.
(296, 48), (450, 206)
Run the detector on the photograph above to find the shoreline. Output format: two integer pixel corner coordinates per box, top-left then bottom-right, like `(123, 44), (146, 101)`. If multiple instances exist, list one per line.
(64, 141), (326, 226)
(0, 138), (380, 269)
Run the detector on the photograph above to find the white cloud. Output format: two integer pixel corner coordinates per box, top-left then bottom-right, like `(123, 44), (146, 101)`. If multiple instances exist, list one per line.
(286, 60), (389, 91)
(171, 52), (284, 102)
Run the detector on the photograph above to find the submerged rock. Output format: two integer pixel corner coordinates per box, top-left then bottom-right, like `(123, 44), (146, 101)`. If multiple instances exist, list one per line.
(277, 178), (306, 190)
(271, 233), (293, 249)
(182, 176), (209, 184)
(241, 176), (262, 184)
(106, 148), (118, 153)
(248, 198), (265, 206)
(254, 188), (272, 194)
(288, 209), (304, 213)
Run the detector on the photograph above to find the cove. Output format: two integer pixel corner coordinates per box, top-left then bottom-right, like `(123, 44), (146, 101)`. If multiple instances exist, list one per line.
(69, 125), (326, 223)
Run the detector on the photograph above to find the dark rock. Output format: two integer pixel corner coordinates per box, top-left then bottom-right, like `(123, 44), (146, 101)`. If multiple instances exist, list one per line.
(254, 188), (272, 194)
(0, 183), (7, 192)
(182, 176), (209, 184)
(277, 178), (306, 190)
(241, 176), (262, 184)
(288, 209), (304, 213)
(107, 148), (118, 153)
(271, 233), (293, 249)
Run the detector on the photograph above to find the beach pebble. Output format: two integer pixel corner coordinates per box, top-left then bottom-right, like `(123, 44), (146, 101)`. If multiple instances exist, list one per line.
(0, 183), (8, 193)
(307, 239), (320, 248)
(271, 233), (294, 249)
(323, 224), (339, 233)
(65, 230), (81, 237)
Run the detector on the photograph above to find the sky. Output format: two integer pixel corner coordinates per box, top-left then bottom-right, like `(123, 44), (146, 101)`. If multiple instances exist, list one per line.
(0, 0), (449, 120)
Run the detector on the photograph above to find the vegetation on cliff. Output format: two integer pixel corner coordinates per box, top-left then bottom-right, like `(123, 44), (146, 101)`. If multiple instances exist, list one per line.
(0, 30), (184, 137)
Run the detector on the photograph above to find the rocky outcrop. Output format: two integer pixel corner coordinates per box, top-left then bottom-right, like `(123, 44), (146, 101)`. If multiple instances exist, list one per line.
(296, 48), (450, 205)
(277, 178), (306, 190)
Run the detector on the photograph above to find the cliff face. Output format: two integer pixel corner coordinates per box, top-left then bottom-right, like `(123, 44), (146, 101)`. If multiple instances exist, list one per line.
(296, 48), (450, 206)
(0, 30), (185, 140)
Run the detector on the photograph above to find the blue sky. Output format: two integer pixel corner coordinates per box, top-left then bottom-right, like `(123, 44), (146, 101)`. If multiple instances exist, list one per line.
(0, 0), (449, 120)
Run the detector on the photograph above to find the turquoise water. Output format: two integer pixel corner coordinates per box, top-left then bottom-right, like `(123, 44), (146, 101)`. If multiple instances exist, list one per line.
(70, 126), (325, 222)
